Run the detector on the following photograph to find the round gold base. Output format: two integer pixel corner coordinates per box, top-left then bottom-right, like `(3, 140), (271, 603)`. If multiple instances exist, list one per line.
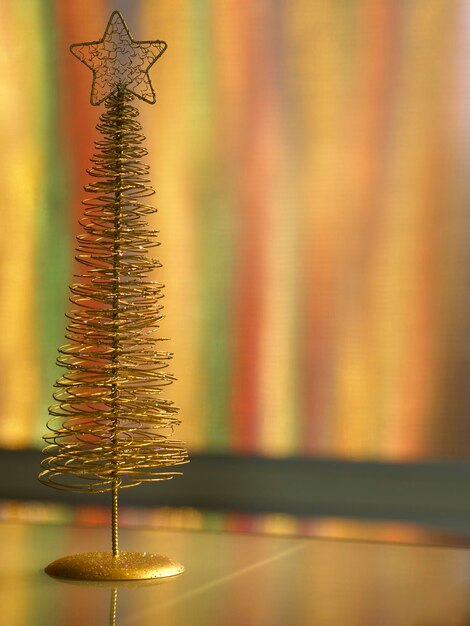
(45, 551), (185, 582)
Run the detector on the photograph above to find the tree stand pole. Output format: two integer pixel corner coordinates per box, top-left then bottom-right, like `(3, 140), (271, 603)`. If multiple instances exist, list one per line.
(112, 482), (119, 557)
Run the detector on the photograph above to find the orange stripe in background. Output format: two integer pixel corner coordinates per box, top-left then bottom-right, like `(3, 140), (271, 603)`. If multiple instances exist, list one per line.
(389, 1), (457, 458)
(229, 2), (270, 452)
(55, 1), (107, 238)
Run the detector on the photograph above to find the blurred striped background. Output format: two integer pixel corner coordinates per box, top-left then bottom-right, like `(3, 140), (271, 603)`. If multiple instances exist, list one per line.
(1, 0), (470, 460)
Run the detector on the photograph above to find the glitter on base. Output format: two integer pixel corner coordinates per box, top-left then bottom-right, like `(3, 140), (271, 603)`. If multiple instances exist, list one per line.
(45, 551), (185, 581)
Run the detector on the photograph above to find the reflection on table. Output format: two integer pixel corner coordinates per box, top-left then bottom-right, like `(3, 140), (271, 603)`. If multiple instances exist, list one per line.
(2, 521), (470, 626)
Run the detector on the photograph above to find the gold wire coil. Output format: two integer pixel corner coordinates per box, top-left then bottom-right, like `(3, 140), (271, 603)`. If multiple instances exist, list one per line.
(39, 90), (188, 494)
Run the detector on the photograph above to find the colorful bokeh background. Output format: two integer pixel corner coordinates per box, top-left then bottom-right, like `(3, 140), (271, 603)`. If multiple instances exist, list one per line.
(1, 0), (470, 460)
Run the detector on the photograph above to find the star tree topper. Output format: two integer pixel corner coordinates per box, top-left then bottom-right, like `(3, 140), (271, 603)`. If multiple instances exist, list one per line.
(70, 11), (167, 106)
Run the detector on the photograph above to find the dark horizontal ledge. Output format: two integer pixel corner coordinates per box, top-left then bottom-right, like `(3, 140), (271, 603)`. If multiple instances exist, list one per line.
(2, 449), (470, 531)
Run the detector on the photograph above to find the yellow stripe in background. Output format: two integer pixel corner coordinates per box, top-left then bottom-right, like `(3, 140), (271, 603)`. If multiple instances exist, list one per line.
(289, 0), (353, 454)
(369, 0), (454, 459)
(140, 1), (204, 452)
(334, 0), (390, 458)
(257, 1), (299, 456)
(0, 0), (42, 447)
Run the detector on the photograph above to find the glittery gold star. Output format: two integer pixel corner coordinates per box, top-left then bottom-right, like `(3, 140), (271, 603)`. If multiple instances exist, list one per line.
(70, 11), (167, 106)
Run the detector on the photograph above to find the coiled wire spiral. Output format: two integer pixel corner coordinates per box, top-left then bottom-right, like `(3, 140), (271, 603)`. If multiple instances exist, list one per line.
(39, 89), (188, 494)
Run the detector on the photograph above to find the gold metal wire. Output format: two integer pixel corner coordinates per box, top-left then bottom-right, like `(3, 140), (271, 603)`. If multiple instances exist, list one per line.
(39, 89), (189, 495)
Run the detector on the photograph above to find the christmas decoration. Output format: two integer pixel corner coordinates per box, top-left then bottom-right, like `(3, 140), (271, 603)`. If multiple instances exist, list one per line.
(39, 11), (189, 581)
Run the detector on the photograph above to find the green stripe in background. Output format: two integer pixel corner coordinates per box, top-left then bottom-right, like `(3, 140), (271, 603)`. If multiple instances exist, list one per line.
(190, 0), (234, 450)
(33, 0), (70, 446)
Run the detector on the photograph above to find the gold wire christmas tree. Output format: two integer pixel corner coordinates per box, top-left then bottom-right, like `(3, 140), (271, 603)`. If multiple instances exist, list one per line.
(39, 11), (189, 581)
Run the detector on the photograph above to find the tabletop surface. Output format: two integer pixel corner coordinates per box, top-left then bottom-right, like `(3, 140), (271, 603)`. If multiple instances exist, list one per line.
(2, 520), (470, 626)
